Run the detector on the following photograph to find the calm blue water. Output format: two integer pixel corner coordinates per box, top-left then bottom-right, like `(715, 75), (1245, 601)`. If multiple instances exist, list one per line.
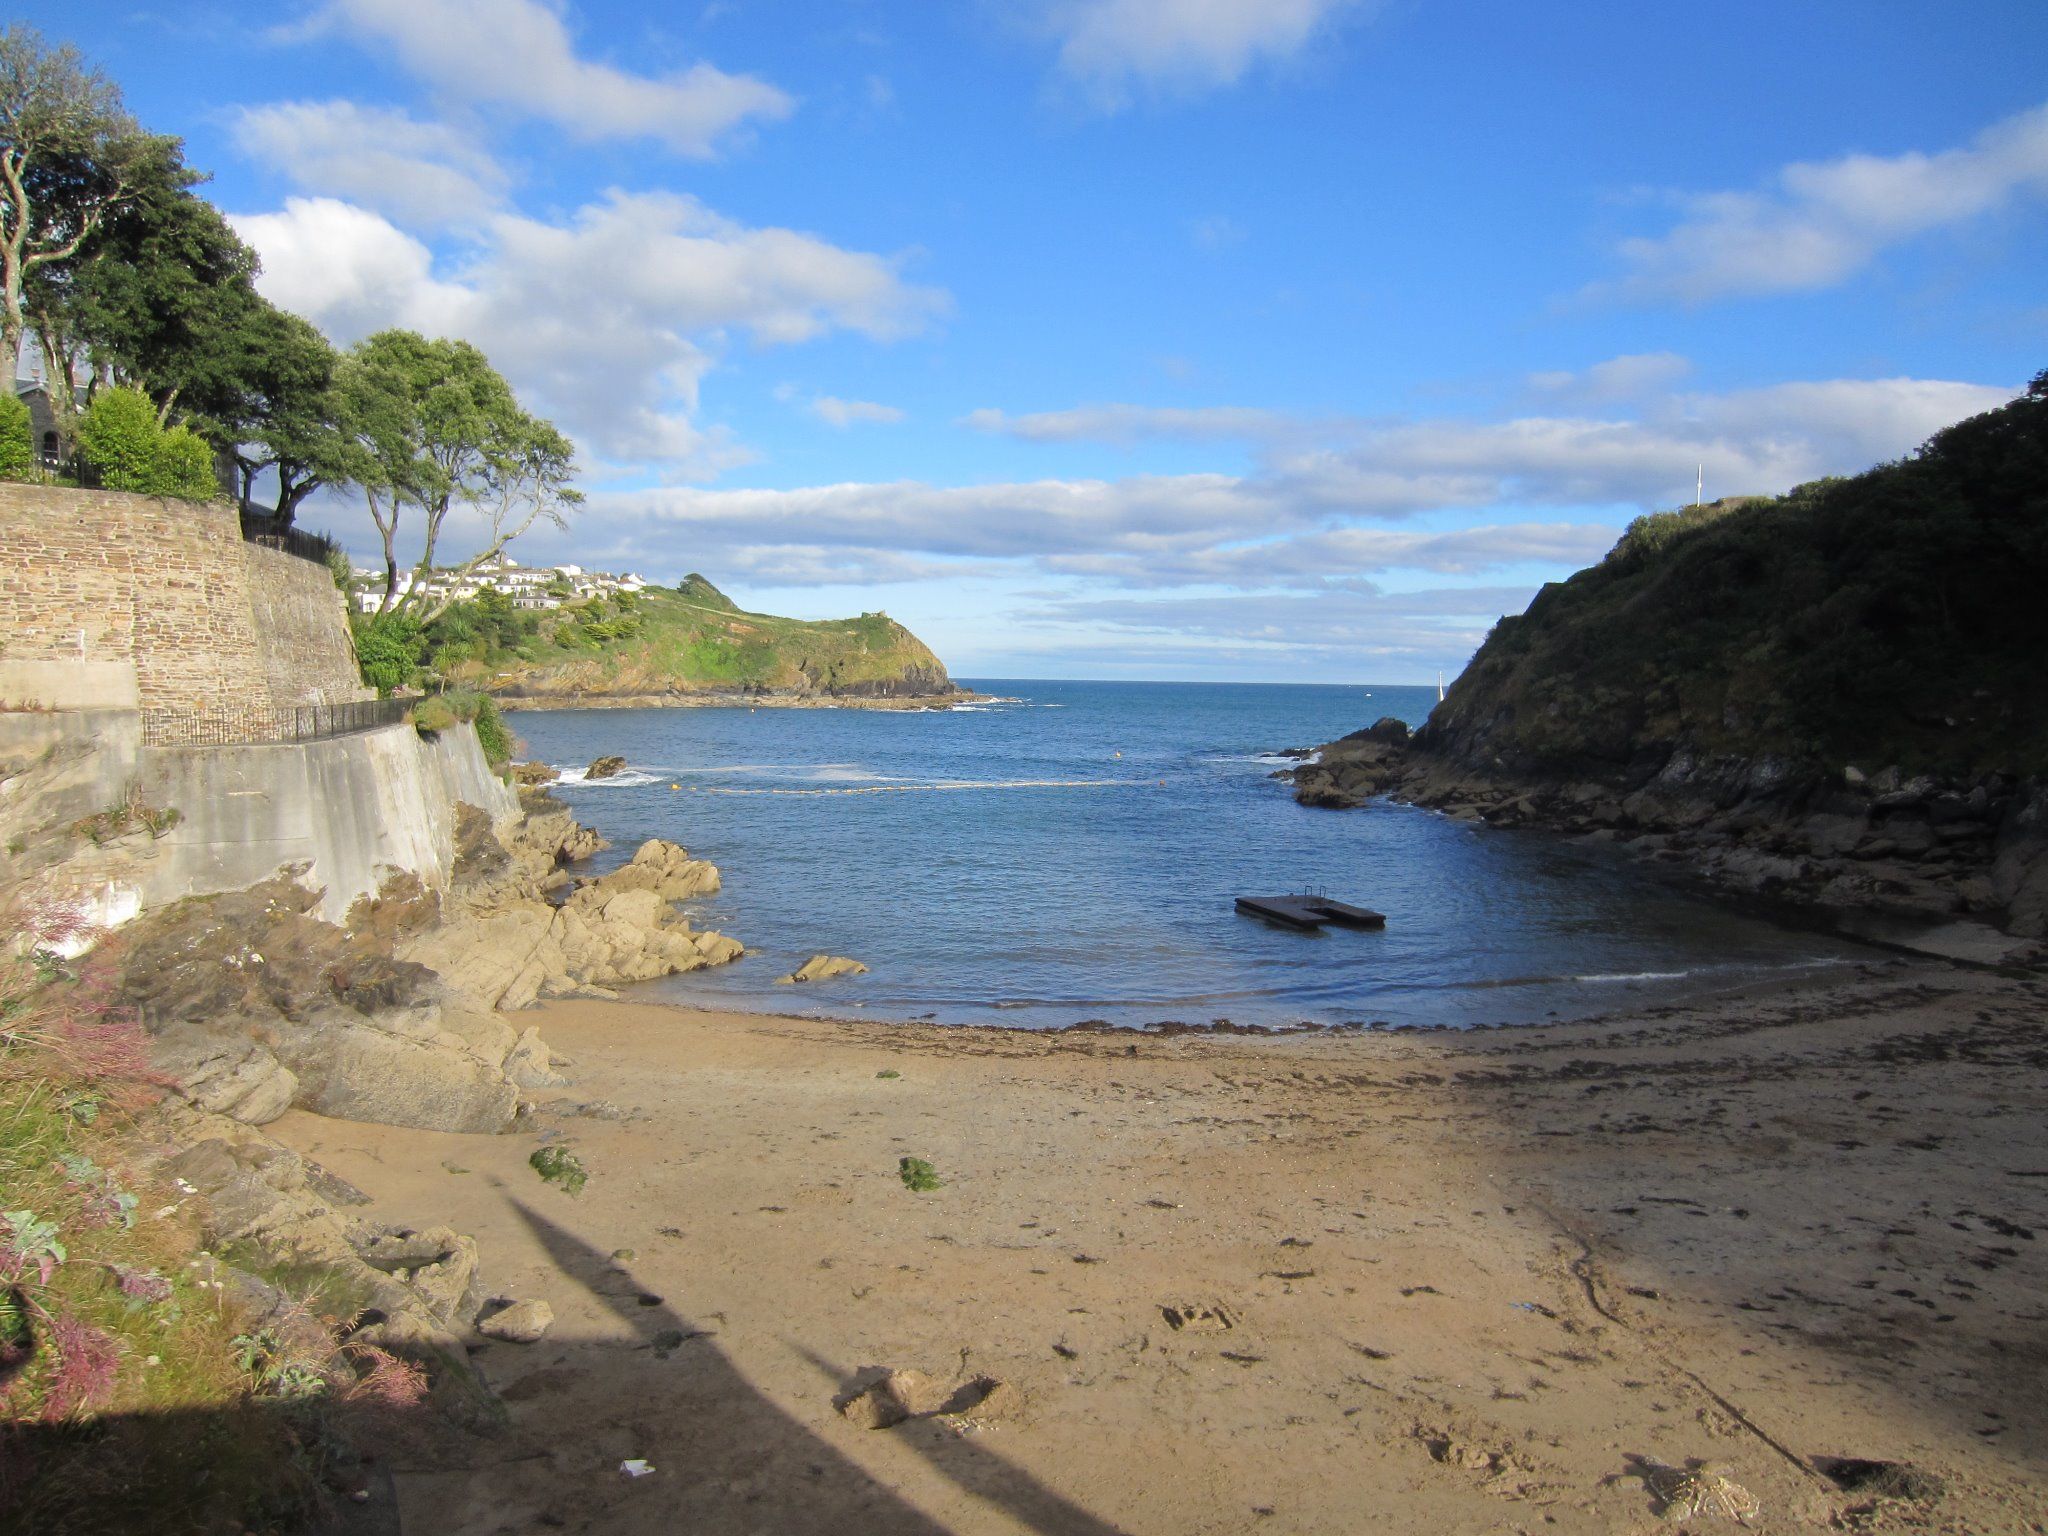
(510, 680), (1860, 1029)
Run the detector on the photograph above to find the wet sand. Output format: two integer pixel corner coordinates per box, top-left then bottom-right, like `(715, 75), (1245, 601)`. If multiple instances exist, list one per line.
(273, 959), (2048, 1534)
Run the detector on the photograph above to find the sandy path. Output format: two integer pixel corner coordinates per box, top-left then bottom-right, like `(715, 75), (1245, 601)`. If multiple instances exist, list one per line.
(273, 959), (2048, 1534)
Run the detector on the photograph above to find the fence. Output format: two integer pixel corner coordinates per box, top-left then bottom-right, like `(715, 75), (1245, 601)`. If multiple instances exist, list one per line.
(240, 515), (342, 568)
(140, 696), (410, 748)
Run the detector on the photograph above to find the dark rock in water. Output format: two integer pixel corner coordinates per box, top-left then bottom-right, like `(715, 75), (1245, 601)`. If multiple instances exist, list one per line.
(585, 755), (627, 780)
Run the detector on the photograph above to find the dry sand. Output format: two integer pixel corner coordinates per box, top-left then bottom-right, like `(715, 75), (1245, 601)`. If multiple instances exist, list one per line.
(272, 960), (2048, 1534)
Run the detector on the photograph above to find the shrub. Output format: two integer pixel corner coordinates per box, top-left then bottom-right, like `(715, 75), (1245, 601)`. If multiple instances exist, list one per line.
(150, 425), (221, 500)
(898, 1156), (942, 1192)
(409, 696), (457, 735)
(470, 695), (511, 767)
(74, 387), (219, 500)
(353, 611), (423, 695)
(0, 392), (32, 476)
(75, 388), (158, 491)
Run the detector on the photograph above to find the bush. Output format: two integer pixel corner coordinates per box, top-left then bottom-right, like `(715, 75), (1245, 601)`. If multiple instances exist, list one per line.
(150, 424), (221, 500)
(74, 387), (220, 500)
(0, 392), (32, 476)
(470, 695), (511, 767)
(409, 691), (512, 766)
(352, 611), (423, 695)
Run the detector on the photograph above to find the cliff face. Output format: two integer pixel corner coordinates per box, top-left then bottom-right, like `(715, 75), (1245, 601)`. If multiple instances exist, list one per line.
(1291, 372), (2048, 941)
(459, 575), (959, 704)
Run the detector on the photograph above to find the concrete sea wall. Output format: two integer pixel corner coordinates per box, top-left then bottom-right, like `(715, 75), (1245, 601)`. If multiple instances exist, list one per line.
(133, 723), (520, 921)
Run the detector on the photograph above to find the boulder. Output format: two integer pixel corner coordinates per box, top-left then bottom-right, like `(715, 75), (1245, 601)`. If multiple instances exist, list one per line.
(582, 839), (722, 902)
(778, 954), (868, 984)
(270, 1011), (522, 1133)
(477, 1298), (554, 1344)
(503, 1025), (566, 1090)
(355, 1226), (484, 1330)
(513, 760), (560, 786)
(585, 755), (628, 781)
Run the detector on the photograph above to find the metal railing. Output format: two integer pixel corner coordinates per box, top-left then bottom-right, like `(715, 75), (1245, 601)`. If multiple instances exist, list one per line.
(240, 514), (342, 568)
(141, 696), (410, 747)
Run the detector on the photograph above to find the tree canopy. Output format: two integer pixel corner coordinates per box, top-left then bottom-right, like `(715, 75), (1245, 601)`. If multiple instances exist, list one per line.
(3, 27), (583, 581)
(0, 25), (149, 378)
(342, 331), (581, 618)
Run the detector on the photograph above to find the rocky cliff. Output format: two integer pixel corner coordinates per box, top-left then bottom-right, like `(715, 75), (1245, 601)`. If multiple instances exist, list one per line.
(1290, 370), (2048, 942)
(445, 575), (960, 705)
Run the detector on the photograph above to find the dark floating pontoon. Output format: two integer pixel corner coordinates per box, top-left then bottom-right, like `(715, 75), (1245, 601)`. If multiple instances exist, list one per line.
(1235, 892), (1386, 931)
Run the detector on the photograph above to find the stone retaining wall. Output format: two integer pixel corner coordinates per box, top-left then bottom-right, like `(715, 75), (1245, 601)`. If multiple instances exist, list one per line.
(0, 484), (367, 724)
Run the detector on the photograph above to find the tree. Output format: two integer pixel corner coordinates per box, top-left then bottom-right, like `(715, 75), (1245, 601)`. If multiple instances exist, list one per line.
(0, 27), (148, 382)
(338, 330), (581, 619)
(217, 305), (349, 524)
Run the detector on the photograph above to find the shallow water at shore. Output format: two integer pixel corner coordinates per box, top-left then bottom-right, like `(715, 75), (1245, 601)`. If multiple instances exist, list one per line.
(512, 679), (1864, 1028)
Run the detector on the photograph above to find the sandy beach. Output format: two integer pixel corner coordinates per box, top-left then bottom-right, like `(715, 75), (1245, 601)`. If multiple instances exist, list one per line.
(267, 959), (2048, 1535)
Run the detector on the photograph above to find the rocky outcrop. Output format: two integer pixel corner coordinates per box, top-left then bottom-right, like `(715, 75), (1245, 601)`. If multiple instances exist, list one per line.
(1286, 378), (2048, 949)
(404, 809), (742, 1012)
(1286, 732), (2048, 946)
(585, 755), (627, 781)
(120, 875), (531, 1132)
(1289, 718), (1410, 809)
(150, 1104), (487, 1365)
(777, 954), (868, 984)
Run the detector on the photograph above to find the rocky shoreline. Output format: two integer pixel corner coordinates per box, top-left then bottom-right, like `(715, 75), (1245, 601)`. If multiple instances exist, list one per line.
(105, 783), (748, 1409)
(1284, 717), (2048, 960)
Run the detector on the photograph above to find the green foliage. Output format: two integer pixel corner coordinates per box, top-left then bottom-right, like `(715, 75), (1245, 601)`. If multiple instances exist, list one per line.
(408, 691), (512, 765)
(0, 391), (32, 475)
(471, 694), (512, 766)
(1434, 369), (2048, 778)
(529, 1145), (587, 1196)
(876, 1069), (901, 1079)
(897, 1156), (942, 1192)
(409, 695), (457, 735)
(339, 330), (581, 612)
(352, 610), (424, 695)
(151, 422), (220, 499)
(75, 386), (218, 499)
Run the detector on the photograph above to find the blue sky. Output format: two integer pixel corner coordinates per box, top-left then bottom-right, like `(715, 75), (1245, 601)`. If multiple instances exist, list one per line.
(31, 0), (2048, 680)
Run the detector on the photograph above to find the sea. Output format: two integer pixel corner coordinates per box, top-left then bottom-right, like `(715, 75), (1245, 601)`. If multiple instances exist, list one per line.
(510, 679), (1865, 1030)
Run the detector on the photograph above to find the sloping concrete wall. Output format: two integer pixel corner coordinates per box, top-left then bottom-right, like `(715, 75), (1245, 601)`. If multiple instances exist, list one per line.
(130, 722), (518, 921)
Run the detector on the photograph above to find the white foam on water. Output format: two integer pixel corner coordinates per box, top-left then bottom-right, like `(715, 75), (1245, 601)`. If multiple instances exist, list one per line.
(553, 766), (664, 788)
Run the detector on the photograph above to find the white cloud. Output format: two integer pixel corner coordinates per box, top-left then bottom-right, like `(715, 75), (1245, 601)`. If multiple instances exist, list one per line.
(1603, 101), (2048, 302)
(964, 402), (1287, 443)
(230, 197), (472, 339)
(967, 373), (2017, 513)
(229, 101), (507, 228)
(812, 396), (906, 427)
(233, 191), (948, 474)
(1527, 351), (1693, 403)
(314, 0), (793, 155)
(563, 370), (2019, 590)
(1047, 0), (1366, 104)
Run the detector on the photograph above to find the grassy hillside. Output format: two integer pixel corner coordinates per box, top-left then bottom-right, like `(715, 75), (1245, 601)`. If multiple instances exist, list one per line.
(1421, 370), (2048, 782)
(418, 574), (958, 702)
